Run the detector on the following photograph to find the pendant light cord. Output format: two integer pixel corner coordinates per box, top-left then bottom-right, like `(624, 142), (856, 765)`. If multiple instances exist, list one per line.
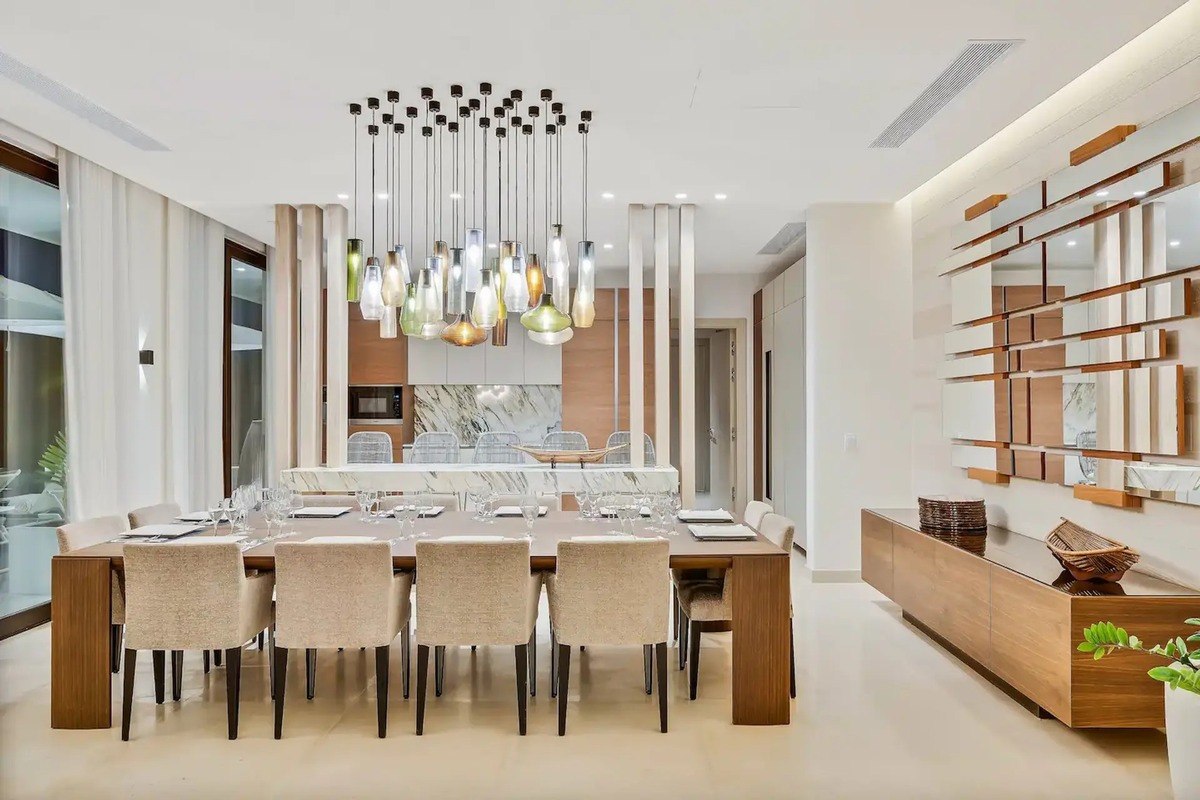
(370, 107), (377, 255)
(352, 111), (358, 237)
(582, 124), (588, 239)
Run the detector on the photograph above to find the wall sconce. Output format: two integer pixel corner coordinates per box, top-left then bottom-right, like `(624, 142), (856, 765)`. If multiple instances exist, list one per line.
(138, 349), (154, 366)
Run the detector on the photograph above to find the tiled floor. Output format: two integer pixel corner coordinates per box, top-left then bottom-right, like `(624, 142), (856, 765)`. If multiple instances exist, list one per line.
(0, 555), (1172, 799)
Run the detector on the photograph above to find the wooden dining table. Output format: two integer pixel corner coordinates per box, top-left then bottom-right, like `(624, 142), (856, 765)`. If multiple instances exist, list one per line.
(50, 511), (792, 729)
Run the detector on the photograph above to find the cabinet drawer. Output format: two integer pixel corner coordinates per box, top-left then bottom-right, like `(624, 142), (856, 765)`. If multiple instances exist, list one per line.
(989, 565), (1072, 722)
(860, 511), (894, 599)
(930, 542), (991, 666)
(891, 525), (938, 623)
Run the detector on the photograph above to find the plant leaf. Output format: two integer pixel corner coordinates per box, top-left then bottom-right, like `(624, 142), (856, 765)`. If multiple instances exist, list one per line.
(1094, 648), (1106, 661)
(1078, 642), (1097, 653)
(1117, 627), (1129, 647)
(1184, 618), (1200, 627)
(1149, 666), (1181, 683)
(1129, 635), (1141, 649)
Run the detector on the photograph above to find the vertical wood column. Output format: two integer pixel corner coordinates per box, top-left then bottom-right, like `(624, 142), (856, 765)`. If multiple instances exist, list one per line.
(679, 204), (696, 504)
(628, 204), (646, 468)
(731, 554), (791, 725)
(653, 204), (671, 467)
(268, 205), (299, 483)
(324, 204), (349, 467)
(51, 557), (112, 729)
(297, 205), (323, 467)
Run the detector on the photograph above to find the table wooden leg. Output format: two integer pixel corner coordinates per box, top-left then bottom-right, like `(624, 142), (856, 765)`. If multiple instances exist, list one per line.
(52, 556), (112, 729)
(730, 554), (790, 725)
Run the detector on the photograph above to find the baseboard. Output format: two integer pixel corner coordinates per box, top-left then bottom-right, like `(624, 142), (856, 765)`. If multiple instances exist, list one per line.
(810, 569), (861, 584)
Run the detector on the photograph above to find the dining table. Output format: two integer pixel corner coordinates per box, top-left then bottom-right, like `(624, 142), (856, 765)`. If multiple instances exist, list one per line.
(49, 510), (792, 729)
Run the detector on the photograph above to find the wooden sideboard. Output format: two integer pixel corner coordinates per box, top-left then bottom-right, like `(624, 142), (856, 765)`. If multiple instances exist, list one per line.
(862, 508), (1199, 728)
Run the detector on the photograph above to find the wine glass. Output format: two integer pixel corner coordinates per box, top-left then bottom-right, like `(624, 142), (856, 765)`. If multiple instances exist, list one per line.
(207, 498), (228, 534)
(355, 490), (372, 523)
(576, 489), (593, 520)
(288, 489), (304, 518)
(518, 494), (540, 535)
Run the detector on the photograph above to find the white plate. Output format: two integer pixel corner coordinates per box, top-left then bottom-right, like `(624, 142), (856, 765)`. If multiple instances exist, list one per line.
(494, 506), (549, 517)
(389, 505), (445, 518)
(122, 524), (203, 539)
(291, 507), (353, 518)
(598, 506), (651, 517)
(678, 509), (735, 523)
(176, 512), (213, 523)
(687, 523), (757, 541)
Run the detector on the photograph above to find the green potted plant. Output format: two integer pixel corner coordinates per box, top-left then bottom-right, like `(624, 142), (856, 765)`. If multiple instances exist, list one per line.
(1080, 620), (1199, 798)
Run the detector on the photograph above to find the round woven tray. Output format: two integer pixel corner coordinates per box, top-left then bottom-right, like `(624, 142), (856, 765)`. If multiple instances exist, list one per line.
(918, 495), (986, 531)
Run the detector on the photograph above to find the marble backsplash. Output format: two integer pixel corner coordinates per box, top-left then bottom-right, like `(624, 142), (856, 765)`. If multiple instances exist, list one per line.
(413, 385), (562, 446)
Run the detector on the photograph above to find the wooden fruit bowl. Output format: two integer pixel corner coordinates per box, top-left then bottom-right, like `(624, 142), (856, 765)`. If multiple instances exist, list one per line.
(510, 444), (628, 467)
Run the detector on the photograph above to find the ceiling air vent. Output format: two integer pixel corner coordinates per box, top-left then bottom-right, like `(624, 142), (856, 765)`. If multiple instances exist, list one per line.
(758, 221), (805, 256)
(0, 49), (169, 151)
(869, 39), (1023, 149)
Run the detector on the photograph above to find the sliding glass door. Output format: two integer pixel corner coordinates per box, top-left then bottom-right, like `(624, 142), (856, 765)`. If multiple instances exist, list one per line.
(223, 241), (267, 496)
(0, 142), (63, 637)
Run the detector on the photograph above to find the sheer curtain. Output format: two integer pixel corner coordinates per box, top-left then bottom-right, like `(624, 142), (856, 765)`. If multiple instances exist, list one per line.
(60, 153), (225, 519)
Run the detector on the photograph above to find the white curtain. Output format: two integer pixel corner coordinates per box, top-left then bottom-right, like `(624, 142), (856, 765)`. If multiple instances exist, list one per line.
(61, 153), (225, 519)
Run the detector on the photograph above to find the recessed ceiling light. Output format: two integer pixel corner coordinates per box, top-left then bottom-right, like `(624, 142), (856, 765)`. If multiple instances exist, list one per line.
(1095, 190), (1109, 197)
(602, 243), (613, 250)
(235, 266), (246, 272)
(487, 242), (498, 249)
(601, 192), (614, 200)
(337, 192), (350, 200)
(714, 193), (727, 200)
(674, 193), (688, 199)
(449, 192), (462, 200)
(1169, 240), (1181, 248)
(376, 192), (388, 200)
(1066, 240), (1077, 247)
(1132, 191), (1146, 197)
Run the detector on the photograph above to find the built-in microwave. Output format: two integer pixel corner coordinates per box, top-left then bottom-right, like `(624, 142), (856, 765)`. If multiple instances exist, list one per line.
(348, 385), (403, 424)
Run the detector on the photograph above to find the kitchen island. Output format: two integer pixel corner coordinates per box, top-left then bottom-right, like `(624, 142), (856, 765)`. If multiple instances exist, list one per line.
(280, 463), (679, 495)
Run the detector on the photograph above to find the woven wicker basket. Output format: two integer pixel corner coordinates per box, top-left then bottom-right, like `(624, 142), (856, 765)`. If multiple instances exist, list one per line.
(1045, 518), (1139, 582)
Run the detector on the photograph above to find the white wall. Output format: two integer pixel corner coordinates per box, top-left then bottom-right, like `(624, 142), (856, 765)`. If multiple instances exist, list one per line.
(909, 20), (1200, 588)
(806, 203), (914, 577)
(407, 334), (562, 385)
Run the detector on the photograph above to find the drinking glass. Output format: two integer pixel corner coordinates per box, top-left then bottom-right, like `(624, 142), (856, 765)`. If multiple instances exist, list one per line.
(288, 489), (304, 517)
(396, 500), (420, 538)
(356, 490), (372, 523)
(467, 488), (486, 521)
(478, 489), (498, 524)
(518, 494), (540, 535)
(207, 499), (227, 533)
(576, 489), (593, 520)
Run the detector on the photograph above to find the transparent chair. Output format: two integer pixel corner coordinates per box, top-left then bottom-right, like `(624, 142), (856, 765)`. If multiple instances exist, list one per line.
(348, 431), (395, 464)
(235, 420), (266, 488)
(542, 431), (589, 451)
(473, 432), (524, 464)
(410, 432), (461, 464)
(604, 432), (656, 465)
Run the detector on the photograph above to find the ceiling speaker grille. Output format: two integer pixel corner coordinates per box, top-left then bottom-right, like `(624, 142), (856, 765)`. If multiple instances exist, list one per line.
(0, 49), (169, 151)
(758, 221), (806, 255)
(869, 39), (1023, 149)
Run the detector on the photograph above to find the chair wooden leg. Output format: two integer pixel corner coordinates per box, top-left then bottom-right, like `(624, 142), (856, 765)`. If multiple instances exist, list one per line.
(643, 644), (653, 694)
(790, 620), (796, 699)
(556, 643), (571, 736)
(401, 626), (411, 700)
(305, 648), (316, 700)
(171, 650), (183, 701)
(672, 586), (680, 643)
(268, 626), (276, 700)
(375, 644), (390, 738)
(514, 644), (528, 736)
(678, 613), (689, 671)
(528, 631), (537, 698)
(152, 650), (165, 704)
(549, 629), (558, 698)
(656, 642), (668, 733)
(434, 645), (445, 697)
(203, 649), (210, 674)
(110, 625), (122, 673)
(273, 646), (288, 739)
(225, 647), (242, 740)
(257, 630), (265, 650)
(121, 649), (137, 741)
(687, 620), (701, 701)
(415, 644), (430, 735)
(213, 649), (222, 667)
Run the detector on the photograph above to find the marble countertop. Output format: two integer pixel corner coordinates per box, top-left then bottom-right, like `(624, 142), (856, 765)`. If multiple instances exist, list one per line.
(282, 463), (679, 493)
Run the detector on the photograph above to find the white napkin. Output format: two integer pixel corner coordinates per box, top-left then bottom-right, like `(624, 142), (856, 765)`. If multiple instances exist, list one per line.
(122, 524), (203, 539)
(291, 506), (353, 518)
(678, 509), (734, 523)
(389, 505), (445, 518)
(176, 511), (213, 523)
(687, 523), (757, 540)
(494, 505), (549, 517)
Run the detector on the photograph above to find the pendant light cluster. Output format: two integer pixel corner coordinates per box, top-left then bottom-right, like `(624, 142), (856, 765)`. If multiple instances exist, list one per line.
(344, 84), (595, 348)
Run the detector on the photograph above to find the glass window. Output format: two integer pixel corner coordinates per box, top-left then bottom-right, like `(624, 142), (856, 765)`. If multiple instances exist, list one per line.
(0, 144), (63, 633)
(225, 242), (266, 494)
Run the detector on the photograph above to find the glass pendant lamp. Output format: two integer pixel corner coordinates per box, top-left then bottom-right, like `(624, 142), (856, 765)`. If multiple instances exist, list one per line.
(464, 228), (485, 291)
(472, 268), (500, 329)
(414, 263), (444, 325)
(520, 290), (572, 334)
(382, 246), (408, 307)
(359, 257), (385, 320)
(528, 327), (574, 346)
(417, 319), (446, 340)
(492, 295), (509, 346)
(445, 247), (466, 315)
(572, 240), (596, 327)
(380, 306), (398, 338)
(346, 239), (364, 302)
(433, 240), (451, 292)
(400, 284), (422, 336)
(441, 313), (487, 346)
(547, 225), (570, 313)
(506, 244), (530, 309)
(525, 253), (545, 307)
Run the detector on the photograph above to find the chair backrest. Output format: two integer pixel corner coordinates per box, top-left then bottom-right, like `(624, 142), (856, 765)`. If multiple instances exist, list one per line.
(472, 431), (523, 464)
(552, 538), (670, 646)
(296, 493), (358, 507)
(56, 515), (128, 554)
(347, 431), (395, 464)
(604, 431), (656, 465)
(758, 512), (796, 551)
(235, 419), (266, 488)
(381, 493), (461, 512)
(409, 431), (460, 464)
(415, 538), (533, 646)
(127, 502), (182, 529)
(122, 542), (247, 650)
(542, 430), (588, 451)
(743, 500), (773, 531)
(274, 541), (396, 648)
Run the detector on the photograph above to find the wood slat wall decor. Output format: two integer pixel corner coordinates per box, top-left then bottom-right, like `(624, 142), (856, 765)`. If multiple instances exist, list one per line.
(1070, 124), (1138, 166)
(964, 193), (1007, 221)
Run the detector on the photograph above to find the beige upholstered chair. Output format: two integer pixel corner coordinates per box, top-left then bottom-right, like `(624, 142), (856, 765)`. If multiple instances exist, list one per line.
(297, 493), (358, 507)
(120, 541), (275, 741)
(127, 502), (182, 529)
(57, 516), (128, 673)
(414, 537), (540, 735)
(676, 512), (796, 700)
(743, 500), (773, 531)
(272, 541), (412, 738)
(546, 536), (670, 734)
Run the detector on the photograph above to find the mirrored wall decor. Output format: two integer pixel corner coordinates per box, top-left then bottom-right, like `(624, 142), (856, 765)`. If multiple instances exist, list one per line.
(941, 226), (1020, 276)
(1024, 161), (1169, 240)
(937, 351), (1009, 380)
(950, 248), (1046, 325)
(1008, 329), (1167, 373)
(950, 444), (1014, 474)
(1125, 462), (1200, 505)
(944, 320), (1000, 356)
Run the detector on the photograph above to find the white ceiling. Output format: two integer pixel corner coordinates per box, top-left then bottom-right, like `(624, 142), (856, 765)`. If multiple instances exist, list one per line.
(0, 1), (1185, 277)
